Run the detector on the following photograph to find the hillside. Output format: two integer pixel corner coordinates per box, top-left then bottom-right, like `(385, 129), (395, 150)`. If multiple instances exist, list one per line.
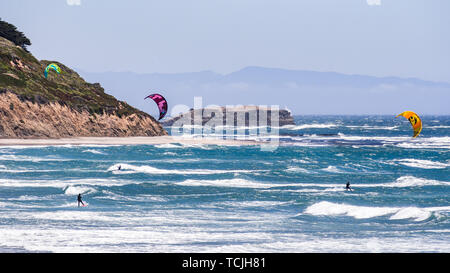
(0, 37), (167, 138)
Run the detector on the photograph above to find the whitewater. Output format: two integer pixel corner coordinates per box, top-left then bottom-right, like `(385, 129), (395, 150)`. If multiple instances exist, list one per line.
(0, 115), (449, 252)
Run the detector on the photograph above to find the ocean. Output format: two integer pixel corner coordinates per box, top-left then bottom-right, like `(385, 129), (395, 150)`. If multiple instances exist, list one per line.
(0, 115), (449, 252)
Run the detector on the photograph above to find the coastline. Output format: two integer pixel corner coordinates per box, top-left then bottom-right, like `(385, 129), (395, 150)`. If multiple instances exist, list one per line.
(0, 136), (259, 146)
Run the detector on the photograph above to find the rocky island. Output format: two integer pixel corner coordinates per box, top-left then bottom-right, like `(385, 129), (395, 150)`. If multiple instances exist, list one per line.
(161, 106), (295, 128)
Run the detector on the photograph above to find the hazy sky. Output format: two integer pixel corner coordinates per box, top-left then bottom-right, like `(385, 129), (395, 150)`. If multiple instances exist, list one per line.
(2, 0), (450, 83)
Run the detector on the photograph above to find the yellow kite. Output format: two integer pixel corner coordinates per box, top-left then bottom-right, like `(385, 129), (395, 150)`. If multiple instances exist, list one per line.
(396, 111), (422, 138)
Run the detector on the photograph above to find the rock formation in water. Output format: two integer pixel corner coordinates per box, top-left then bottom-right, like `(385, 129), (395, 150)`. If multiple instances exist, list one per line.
(161, 106), (295, 127)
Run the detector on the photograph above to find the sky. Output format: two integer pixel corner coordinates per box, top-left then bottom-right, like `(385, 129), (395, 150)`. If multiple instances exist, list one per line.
(1, 0), (449, 83)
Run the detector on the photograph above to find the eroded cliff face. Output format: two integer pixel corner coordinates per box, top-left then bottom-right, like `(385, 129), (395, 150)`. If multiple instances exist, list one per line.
(0, 91), (167, 138)
(0, 36), (167, 138)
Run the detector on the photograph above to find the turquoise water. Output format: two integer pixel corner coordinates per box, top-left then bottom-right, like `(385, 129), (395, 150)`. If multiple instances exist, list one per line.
(0, 116), (449, 252)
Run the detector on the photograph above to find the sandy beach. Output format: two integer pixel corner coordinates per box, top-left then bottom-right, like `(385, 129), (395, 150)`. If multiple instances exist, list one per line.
(0, 136), (259, 146)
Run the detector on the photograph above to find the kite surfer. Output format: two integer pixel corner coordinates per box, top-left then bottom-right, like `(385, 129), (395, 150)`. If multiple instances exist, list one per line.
(77, 193), (85, 207)
(118, 165), (121, 171)
(345, 181), (353, 191)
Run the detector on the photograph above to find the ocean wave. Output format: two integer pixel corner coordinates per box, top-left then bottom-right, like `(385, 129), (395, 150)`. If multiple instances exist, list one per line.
(346, 125), (398, 130)
(282, 123), (338, 130)
(264, 176), (449, 190)
(217, 200), (289, 208)
(0, 145), (55, 149)
(153, 143), (214, 150)
(291, 158), (317, 164)
(321, 166), (344, 173)
(154, 143), (183, 149)
(330, 176), (449, 188)
(0, 178), (131, 188)
(97, 191), (168, 202)
(429, 125), (450, 129)
(82, 149), (107, 155)
(394, 137), (450, 149)
(303, 201), (450, 221)
(0, 168), (58, 173)
(107, 163), (253, 175)
(286, 167), (313, 174)
(175, 178), (299, 189)
(393, 159), (449, 169)
(286, 135), (450, 149)
(385, 176), (449, 187)
(0, 154), (69, 162)
(63, 186), (96, 195)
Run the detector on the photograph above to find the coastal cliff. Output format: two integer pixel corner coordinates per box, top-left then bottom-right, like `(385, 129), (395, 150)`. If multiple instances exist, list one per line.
(0, 36), (167, 138)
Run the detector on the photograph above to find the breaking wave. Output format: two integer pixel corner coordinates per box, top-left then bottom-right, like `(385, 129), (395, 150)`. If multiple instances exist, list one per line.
(393, 159), (449, 169)
(304, 201), (450, 222)
(107, 163), (253, 175)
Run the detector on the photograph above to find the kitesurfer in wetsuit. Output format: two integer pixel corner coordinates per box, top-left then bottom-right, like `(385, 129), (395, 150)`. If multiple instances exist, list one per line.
(345, 181), (353, 191)
(77, 193), (85, 207)
(118, 165), (121, 171)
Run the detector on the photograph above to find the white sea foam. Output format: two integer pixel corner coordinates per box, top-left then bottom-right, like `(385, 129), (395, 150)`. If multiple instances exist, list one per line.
(176, 178), (273, 188)
(218, 201), (288, 208)
(346, 125), (398, 130)
(0, 169), (58, 173)
(82, 149), (106, 155)
(290, 134), (450, 149)
(393, 159), (449, 169)
(154, 143), (183, 149)
(64, 186), (96, 195)
(0, 178), (132, 188)
(176, 178), (300, 189)
(282, 123), (338, 130)
(0, 226), (448, 252)
(304, 201), (398, 219)
(107, 163), (253, 175)
(292, 159), (310, 164)
(386, 176), (449, 187)
(154, 141), (219, 150)
(394, 137), (450, 149)
(0, 145), (55, 149)
(304, 201), (450, 221)
(286, 167), (313, 174)
(322, 166), (344, 173)
(0, 154), (53, 162)
(429, 125), (450, 129)
(389, 207), (431, 222)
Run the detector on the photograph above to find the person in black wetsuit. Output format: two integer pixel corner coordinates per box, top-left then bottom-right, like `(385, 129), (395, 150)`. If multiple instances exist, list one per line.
(77, 193), (85, 207)
(345, 181), (353, 191)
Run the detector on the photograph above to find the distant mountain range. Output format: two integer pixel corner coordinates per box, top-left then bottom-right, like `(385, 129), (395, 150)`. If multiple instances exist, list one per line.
(78, 66), (450, 116)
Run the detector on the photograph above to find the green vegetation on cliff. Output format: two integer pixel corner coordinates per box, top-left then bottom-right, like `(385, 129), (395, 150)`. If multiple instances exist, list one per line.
(0, 20), (166, 138)
(0, 32), (151, 120)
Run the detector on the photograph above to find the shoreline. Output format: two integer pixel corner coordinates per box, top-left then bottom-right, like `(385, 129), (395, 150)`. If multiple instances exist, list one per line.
(0, 136), (259, 146)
